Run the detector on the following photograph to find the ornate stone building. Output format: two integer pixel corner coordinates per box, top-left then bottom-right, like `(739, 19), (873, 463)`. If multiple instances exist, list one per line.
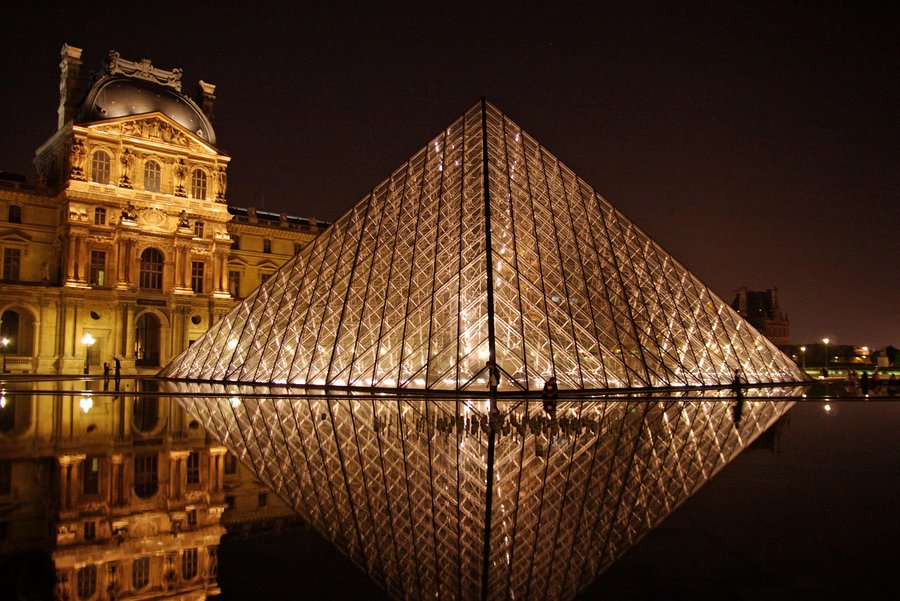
(731, 287), (790, 346)
(0, 45), (326, 375)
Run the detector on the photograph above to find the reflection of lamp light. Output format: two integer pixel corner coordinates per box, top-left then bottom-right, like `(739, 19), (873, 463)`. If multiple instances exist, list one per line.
(80, 391), (93, 413)
(800, 346), (806, 371)
(822, 338), (830, 373)
(0, 388), (6, 409)
(229, 396), (241, 407)
(81, 332), (95, 375)
(1, 336), (9, 373)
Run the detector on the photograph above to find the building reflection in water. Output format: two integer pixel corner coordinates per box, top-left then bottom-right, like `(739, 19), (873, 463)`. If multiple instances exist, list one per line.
(0, 379), (294, 600)
(1, 380), (804, 600)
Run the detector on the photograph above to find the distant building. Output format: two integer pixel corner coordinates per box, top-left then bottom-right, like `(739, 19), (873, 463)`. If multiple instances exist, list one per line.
(731, 287), (790, 346)
(0, 45), (327, 375)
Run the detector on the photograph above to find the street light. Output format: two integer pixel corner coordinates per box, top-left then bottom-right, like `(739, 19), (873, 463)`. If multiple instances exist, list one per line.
(800, 346), (806, 372)
(822, 338), (830, 374)
(1, 337), (8, 374)
(81, 332), (95, 375)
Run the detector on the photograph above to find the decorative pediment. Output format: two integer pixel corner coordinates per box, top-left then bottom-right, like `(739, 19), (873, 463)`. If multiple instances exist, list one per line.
(87, 113), (219, 154)
(136, 207), (169, 230)
(0, 229), (33, 243)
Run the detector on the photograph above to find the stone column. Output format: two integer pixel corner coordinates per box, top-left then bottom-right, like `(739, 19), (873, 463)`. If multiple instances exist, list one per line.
(169, 450), (190, 500)
(209, 447), (227, 494)
(76, 235), (88, 284)
(65, 236), (77, 283)
(124, 304), (135, 360)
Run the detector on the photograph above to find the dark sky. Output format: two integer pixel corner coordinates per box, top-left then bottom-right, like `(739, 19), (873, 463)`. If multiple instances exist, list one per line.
(1, 2), (896, 348)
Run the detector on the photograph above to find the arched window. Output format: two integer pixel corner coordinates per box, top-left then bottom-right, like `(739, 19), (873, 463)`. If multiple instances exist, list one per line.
(91, 150), (111, 184)
(190, 169), (207, 200)
(144, 160), (161, 193)
(139, 248), (164, 290)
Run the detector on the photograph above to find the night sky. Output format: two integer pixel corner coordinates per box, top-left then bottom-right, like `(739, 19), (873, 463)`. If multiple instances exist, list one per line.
(1, 3), (896, 348)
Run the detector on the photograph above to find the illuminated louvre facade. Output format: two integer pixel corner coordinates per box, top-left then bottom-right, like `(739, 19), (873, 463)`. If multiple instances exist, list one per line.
(162, 101), (803, 391)
(162, 101), (806, 600)
(0, 45), (324, 375)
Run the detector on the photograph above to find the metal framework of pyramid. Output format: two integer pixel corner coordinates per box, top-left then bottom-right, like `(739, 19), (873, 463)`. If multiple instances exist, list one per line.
(161, 100), (807, 601)
(160, 100), (804, 391)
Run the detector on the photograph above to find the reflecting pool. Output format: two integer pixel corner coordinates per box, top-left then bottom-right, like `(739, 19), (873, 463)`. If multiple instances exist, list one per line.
(0, 378), (896, 600)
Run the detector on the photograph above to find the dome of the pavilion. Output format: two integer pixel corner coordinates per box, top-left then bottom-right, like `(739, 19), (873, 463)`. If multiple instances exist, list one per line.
(78, 75), (216, 145)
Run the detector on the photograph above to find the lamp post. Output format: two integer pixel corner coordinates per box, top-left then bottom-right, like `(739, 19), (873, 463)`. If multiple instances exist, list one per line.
(822, 338), (830, 374)
(800, 346), (806, 372)
(81, 332), (95, 375)
(1, 337), (8, 374)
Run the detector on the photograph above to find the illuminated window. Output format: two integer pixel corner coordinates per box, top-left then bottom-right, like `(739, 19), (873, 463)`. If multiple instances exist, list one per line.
(76, 565), (97, 599)
(186, 451), (201, 485)
(3, 248), (20, 281)
(143, 160), (161, 192)
(190, 170), (207, 200)
(263, 238), (272, 254)
(193, 221), (204, 238)
(93, 207), (106, 225)
(182, 548), (199, 580)
(132, 557), (150, 590)
(8, 205), (21, 224)
(91, 150), (111, 184)
(139, 248), (164, 290)
(191, 262), (205, 294)
(89, 250), (106, 287)
(83, 456), (100, 496)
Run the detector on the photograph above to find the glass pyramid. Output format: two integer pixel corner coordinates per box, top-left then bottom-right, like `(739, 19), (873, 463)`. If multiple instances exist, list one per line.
(161, 100), (803, 390)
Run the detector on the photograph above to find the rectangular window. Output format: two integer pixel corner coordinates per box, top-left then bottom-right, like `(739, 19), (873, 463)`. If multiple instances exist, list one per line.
(191, 261), (204, 294)
(182, 547), (199, 580)
(84, 521), (96, 541)
(93, 207), (106, 225)
(89, 250), (106, 286)
(294, 242), (303, 255)
(3, 248), (21, 281)
(228, 270), (240, 298)
(193, 221), (204, 238)
(77, 565), (97, 598)
(186, 451), (200, 485)
(259, 273), (271, 285)
(8, 205), (22, 223)
(132, 557), (150, 590)
(263, 238), (272, 254)
(224, 453), (238, 475)
(258, 493), (267, 508)
(231, 234), (239, 250)
(225, 495), (235, 509)
(83, 456), (100, 496)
